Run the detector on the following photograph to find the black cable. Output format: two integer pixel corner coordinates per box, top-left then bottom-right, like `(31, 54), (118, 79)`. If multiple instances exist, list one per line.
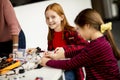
(36, 47), (44, 53)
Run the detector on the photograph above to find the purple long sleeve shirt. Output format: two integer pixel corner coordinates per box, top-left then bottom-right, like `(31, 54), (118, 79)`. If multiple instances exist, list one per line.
(47, 36), (120, 80)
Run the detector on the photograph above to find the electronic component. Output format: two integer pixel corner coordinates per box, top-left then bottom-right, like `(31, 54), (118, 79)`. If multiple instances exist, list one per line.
(0, 58), (21, 75)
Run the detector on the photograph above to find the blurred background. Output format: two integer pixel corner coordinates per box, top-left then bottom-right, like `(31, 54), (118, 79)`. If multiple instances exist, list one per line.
(10, 0), (46, 6)
(10, 0), (120, 21)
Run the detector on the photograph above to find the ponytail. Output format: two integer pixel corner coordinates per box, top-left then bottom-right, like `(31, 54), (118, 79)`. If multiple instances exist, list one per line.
(100, 22), (120, 60)
(105, 30), (120, 60)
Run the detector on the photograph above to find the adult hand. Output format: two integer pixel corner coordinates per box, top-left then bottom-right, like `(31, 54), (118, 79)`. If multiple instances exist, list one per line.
(9, 53), (13, 58)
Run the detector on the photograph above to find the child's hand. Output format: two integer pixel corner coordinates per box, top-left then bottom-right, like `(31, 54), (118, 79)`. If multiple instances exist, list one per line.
(26, 48), (37, 54)
(54, 47), (65, 54)
(44, 51), (54, 58)
(40, 57), (51, 66)
(44, 47), (65, 60)
(54, 47), (65, 59)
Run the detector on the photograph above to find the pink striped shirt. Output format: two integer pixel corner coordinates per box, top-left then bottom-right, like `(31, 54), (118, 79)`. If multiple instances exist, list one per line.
(47, 36), (120, 80)
(0, 0), (20, 42)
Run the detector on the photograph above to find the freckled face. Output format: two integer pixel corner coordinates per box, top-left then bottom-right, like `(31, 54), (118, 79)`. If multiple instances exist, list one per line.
(45, 10), (63, 30)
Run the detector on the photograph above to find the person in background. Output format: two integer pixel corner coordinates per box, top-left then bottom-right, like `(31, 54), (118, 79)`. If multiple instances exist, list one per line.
(0, 0), (26, 58)
(40, 8), (120, 80)
(27, 3), (88, 80)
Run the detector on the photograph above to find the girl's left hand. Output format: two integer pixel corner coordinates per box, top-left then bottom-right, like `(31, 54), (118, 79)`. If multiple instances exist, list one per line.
(40, 57), (51, 66)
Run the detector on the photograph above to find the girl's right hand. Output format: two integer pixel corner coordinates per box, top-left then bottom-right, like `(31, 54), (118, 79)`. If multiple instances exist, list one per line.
(44, 47), (65, 60)
(26, 48), (37, 54)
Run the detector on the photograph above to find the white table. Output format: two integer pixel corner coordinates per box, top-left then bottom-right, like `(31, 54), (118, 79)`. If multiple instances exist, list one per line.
(20, 67), (64, 80)
(0, 67), (64, 80)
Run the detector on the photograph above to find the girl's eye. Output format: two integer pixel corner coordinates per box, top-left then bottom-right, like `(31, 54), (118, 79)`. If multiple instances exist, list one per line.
(51, 16), (55, 19)
(46, 17), (49, 20)
(76, 27), (79, 30)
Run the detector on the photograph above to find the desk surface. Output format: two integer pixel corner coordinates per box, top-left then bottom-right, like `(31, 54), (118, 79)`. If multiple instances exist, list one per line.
(21, 67), (63, 80)
(0, 67), (63, 80)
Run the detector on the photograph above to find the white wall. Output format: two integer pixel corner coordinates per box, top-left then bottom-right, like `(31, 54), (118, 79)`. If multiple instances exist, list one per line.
(14, 0), (92, 50)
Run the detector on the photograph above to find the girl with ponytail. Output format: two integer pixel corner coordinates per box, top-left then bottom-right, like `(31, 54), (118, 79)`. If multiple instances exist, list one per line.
(40, 8), (120, 80)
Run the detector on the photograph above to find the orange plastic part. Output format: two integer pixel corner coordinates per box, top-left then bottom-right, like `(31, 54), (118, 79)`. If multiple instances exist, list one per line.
(0, 60), (21, 75)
